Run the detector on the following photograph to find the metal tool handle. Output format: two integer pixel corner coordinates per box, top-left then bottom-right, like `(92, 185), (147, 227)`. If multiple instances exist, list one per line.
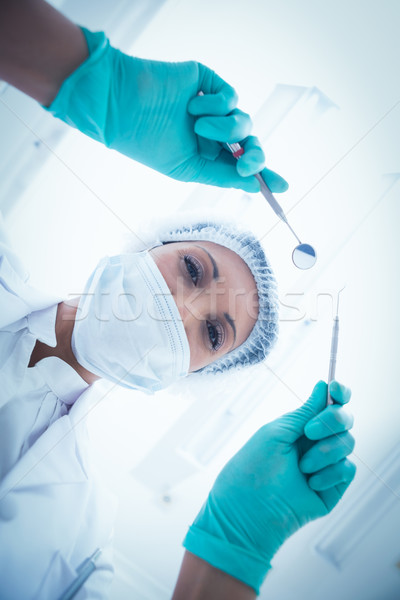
(227, 141), (287, 220)
(226, 141), (301, 244)
(254, 173), (286, 221)
(327, 317), (339, 405)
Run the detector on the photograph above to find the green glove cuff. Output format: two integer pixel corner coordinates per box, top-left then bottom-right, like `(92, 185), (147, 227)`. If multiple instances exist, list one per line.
(183, 525), (271, 595)
(43, 27), (111, 143)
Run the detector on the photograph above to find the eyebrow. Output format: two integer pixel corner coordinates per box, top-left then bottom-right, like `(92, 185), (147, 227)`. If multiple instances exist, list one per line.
(193, 245), (237, 349)
(194, 244), (219, 279)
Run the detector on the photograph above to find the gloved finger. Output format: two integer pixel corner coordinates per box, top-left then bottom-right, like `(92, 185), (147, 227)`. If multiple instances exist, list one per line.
(197, 137), (222, 161)
(308, 458), (357, 491)
(258, 166), (289, 193)
(304, 405), (354, 440)
(228, 136), (289, 192)
(191, 153), (261, 192)
(213, 135), (289, 194)
(194, 109), (252, 143)
(188, 89), (238, 117)
(235, 136), (266, 177)
(299, 431), (355, 474)
(319, 475), (356, 512)
(196, 134), (266, 173)
(188, 65), (238, 116)
(281, 380), (327, 439)
(328, 380), (352, 405)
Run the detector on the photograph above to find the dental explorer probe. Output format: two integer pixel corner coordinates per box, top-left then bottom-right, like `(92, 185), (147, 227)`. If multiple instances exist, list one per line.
(327, 287), (345, 406)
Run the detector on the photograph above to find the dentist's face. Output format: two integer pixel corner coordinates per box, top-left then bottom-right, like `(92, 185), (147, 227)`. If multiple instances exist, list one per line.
(149, 240), (258, 372)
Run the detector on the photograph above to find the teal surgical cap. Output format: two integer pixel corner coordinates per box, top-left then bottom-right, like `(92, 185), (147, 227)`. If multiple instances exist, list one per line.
(124, 214), (279, 375)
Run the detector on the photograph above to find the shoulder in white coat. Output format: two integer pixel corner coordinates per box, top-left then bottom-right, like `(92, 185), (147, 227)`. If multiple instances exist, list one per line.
(0, 213), (117, 599)
(0, 211), (60, 329)
(0, 385), (118, 600)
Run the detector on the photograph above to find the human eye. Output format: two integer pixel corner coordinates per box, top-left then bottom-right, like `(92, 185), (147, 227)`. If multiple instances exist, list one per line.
(206, 321), (225, 352)
(184, 255), (203, 286)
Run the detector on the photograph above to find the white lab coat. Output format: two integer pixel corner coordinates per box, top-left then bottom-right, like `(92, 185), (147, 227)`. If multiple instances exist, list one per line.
(0, 215), (117, 599)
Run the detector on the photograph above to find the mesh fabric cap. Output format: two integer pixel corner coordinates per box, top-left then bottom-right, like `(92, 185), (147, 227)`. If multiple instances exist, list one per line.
(142, 217), (280, 375)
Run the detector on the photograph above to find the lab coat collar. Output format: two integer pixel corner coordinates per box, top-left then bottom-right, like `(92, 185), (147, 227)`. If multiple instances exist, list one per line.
(0, 253), (60, 329)
(0, 385), (98, 496)
(0, 411), (88, 495)
(27, 304), (58, 347)
(35, 356), (89, 406)
(28, 305), (89, 405)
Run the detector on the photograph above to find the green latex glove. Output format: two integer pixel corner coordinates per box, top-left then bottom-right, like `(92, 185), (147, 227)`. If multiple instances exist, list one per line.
(45, 28), (288, 193)
(183, 380), (356, 594)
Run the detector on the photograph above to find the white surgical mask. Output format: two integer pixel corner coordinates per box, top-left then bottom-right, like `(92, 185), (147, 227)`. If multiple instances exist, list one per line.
(71, 251), (190, 393)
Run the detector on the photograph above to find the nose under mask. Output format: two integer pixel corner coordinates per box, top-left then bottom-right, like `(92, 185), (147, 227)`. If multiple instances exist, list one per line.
(71, 250), (190, 393)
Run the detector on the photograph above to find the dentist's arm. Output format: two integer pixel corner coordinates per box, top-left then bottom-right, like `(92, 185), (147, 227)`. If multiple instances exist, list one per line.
(172, 381), (356, 598)
(172, 552), (255, 600)
(0, 0), (87, 106)
(0, 0), (287, 193)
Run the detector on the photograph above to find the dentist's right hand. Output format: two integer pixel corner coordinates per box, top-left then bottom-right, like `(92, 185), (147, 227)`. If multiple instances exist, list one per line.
(43, 28), (288, 194)
(183, 380), (356, 595)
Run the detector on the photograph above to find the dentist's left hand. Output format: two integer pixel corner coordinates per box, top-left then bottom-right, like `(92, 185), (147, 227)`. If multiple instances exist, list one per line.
(45, 28), (288, 194)
(183, 380), (356, 594)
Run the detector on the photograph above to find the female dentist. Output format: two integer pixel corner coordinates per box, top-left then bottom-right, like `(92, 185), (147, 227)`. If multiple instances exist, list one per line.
(0, 2), (356, 599)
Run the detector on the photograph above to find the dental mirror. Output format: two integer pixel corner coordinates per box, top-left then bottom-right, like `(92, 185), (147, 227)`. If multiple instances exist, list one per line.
(224, 135), (318, 270)
(252, 172), (318, 270)
(292, 243), (317, 270)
